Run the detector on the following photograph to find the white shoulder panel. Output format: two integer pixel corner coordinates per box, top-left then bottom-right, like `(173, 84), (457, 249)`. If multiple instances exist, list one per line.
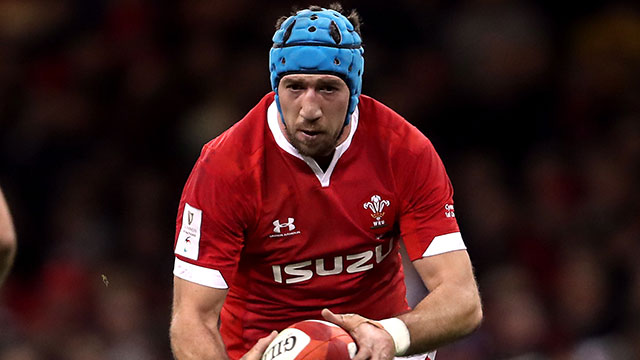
(422, 232), (466, 257)
(173, 257), (228, 289)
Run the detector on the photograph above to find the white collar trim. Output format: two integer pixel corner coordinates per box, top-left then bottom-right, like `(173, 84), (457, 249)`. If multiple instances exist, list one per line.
(267, 100), (359, 187)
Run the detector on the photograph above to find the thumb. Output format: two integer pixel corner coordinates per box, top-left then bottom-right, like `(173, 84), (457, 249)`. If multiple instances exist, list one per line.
(255, 331), (278, 351)
(321, 309), (383, 334)
(321, 308), (343, 326)
(240, 331), (278, 360)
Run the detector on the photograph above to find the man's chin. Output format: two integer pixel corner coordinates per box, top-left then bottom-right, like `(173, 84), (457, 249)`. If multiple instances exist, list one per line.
(287, 132), (335, 159)
(293, 142), (333, 159)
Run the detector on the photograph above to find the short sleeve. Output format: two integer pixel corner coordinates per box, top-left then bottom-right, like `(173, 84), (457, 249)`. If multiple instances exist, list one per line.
(173, 147), (251, 288)
(398, 140), (465, 261)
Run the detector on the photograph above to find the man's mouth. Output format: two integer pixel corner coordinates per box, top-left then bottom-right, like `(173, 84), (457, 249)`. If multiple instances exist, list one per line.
(299, 129), (322, 138)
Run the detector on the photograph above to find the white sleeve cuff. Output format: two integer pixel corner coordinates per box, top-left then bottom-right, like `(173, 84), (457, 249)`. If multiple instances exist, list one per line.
(422, 232), (466, 257)
(173, 257), (228, 289)
(379, 317), (411, 356)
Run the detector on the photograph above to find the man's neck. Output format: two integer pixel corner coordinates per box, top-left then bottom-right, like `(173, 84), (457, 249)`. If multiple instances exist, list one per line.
(315, 153), (334, 172)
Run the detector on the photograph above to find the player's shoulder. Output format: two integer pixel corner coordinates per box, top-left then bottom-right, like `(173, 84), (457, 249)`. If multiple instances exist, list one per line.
(357, 94), (433, 155)
(196, 93), (273, 177)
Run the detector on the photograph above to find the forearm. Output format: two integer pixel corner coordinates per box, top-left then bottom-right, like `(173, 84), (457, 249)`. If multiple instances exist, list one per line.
(397, 281), (482, 354)
(170, 311), (229, 360)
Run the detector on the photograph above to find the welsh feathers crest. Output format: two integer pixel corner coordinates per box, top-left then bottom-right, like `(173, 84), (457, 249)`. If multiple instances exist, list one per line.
(363, 195), (390, 229)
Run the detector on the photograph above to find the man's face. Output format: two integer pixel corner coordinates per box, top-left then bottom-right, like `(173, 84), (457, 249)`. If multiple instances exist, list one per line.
(277, 74), (350, 159)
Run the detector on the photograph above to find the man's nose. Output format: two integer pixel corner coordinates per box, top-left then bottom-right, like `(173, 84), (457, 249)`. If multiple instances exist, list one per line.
(299, 89), (322, 121)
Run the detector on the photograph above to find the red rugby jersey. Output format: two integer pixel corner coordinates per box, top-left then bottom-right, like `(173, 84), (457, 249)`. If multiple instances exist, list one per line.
(173, 93), (464, 359)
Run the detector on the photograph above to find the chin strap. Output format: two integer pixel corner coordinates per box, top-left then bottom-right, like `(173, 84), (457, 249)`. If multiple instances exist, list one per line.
(274, 93), (285, 128)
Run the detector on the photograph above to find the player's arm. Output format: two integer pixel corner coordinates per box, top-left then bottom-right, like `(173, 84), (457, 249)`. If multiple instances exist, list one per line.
(170, 276), (278, 360)
(397, 249), (482, 354)
(170, 276), (229, 359)
(324, 249), (482, 359)
(392, 142), (482, 354)
(0, 186), (16, 286)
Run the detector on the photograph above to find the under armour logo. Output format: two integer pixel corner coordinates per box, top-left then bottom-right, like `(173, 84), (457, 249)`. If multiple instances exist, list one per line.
(273, 218), (295, 233)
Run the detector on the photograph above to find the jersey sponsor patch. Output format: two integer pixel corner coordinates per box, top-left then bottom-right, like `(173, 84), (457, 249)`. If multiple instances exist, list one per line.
(175, 203), (203, 260)
(271, 238), (394, 284)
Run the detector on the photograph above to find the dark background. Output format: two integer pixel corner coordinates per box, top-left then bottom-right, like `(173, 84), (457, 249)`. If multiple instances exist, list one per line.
(0, 0), (639, 359)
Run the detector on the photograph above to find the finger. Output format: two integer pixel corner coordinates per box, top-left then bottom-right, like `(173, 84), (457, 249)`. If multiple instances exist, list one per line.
(370, 348), (392, 360)
(240, 331), (278, 360)
(351, 345), (372, 360)
(255, 331), (278, 352)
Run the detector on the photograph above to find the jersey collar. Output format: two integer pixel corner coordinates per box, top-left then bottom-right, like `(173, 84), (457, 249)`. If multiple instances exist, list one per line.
(267, 100), (359, 187)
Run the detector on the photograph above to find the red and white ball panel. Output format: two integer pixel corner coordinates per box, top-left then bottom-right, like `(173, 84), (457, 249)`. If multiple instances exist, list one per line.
(262, 320), (357, 360)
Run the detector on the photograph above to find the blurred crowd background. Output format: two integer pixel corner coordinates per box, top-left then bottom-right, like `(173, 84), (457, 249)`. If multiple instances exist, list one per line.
(0, 0), (638, 359)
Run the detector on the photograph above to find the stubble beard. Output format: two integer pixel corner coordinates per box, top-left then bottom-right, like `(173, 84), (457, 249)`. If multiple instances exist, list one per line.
(285, 126), (341, 159)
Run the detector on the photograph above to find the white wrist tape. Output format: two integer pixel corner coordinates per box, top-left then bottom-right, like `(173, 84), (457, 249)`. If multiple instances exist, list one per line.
(378, 317), (411, 356)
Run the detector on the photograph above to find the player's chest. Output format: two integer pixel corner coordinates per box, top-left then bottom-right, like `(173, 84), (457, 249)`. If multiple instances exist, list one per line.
(245, 161), (399, 260)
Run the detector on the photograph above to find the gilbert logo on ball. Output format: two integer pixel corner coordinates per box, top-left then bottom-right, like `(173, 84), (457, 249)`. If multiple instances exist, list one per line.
(262, 320), (357, 360)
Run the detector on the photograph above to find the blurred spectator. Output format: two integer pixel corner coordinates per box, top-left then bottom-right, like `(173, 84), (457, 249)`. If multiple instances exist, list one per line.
(483, 265), (550, 358)
(0, 342), (44, 360)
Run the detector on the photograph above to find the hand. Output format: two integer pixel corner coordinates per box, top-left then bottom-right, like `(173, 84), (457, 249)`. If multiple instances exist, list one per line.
(240, 331), (278, 360)
(322, 309), (395, 360)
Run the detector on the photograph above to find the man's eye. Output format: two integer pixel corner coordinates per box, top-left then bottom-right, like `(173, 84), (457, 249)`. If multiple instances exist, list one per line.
(319, 86), (336, 92)
(287, 84), (303, 90)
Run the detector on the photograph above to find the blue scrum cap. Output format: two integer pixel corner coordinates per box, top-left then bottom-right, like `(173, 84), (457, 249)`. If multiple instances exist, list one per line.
(269, 7), (364, 124)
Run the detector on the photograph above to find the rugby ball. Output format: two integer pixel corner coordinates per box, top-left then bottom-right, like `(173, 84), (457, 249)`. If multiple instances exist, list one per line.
(261, 320), (357, 360)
